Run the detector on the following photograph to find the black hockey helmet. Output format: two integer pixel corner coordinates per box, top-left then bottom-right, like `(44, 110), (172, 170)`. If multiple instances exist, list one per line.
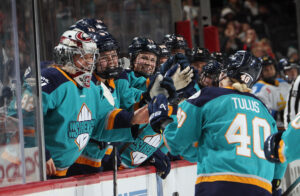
(261, 55), (276, 68)
(224, 50), (262, 88)
(190, 47), (211, 63)
(69, 18), (108, 33)
(162, 34), (188, 51)
(211, 52), (226, 66)
(88, 31), (122, 79)
(200, 60), (223, 87)
(128, 37), (161, 64)
(158, 44), (171, 58)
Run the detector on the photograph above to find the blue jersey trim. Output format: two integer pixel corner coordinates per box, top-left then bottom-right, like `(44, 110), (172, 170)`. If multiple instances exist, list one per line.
(277, 78), (287, 83)
(41, 67), (70, 94)
(252, 82), (264, 94)
(187, 87), (266, 108)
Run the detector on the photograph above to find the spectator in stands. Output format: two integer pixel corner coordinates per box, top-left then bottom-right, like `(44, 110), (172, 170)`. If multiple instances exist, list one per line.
(287, 46), (299, 62)
(220, 21), (243, 55)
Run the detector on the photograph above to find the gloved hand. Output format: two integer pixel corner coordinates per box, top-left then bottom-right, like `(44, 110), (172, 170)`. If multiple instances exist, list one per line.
(159, 56), (175, 75)
(167, 152), (182, 161)
(174, 53), (190, 69)
(144, 74), (169, 102)
(148, 149), (171, 179)
(160, 76), (177, 103)
(176, 66), (199, 100)
(148, 94), (173, 133)
(272, 179), (282, 196)
(144, 74), (177, 103)
(264, 131), (284, 163)
(165, 64), (194, 91)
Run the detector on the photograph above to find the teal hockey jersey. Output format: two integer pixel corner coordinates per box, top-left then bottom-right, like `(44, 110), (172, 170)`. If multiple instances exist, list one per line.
(77, 71), (143, 168)
(164, 87), (285, 193)
(42, 66), (134, 175)
(279, 113), (300, 163)
(125, 70), (148, 92)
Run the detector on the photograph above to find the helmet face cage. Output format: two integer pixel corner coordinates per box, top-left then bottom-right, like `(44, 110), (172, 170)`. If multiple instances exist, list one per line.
(54, 30), (98, 73)
(224, 50), (262, 88)
(89, 31), (122, 79)
(200, 60), (222, 87)
(278, 58), (300, 83)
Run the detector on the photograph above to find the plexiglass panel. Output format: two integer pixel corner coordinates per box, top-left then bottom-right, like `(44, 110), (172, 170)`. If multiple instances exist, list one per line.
(0, 0), (41, 187)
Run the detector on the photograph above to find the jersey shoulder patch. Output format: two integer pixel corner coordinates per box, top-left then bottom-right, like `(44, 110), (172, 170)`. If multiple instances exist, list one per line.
(252, 82), (265, 94)
(41, 67), (70, 94)
(277, 78), (287, 83)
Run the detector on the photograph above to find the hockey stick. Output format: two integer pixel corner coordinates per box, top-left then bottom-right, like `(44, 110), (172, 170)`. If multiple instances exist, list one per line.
(113, 145), (118, 196)
(282, 176), (300, 196)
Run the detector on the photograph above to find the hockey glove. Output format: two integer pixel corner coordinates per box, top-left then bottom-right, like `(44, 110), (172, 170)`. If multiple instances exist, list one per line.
(143, 74), (169, 102)
(165, 64), (194, 91)
(148, 94), (173, 133)
(160, 76), (177, 103)
(174, 53), (190, 69)
(148, 149), (171, 179)
(159, 56), (175, 75)
(264, 131), (284, 163)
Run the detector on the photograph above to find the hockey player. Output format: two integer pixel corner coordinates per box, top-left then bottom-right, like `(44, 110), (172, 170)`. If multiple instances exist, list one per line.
(278, 58), (299, 84)
(64, 24), (177, 177)
(162, 34), (189, 56)
(43, 29), (164, 178)
(252, 55), (290, 130)
(164, 50), (285, 195)
(126, 37), (161, 91)
(198, 60), (223, 88)
(189, 47), (211, 75)
(158, 44), (171, 65)
(265, 112), (300, 164)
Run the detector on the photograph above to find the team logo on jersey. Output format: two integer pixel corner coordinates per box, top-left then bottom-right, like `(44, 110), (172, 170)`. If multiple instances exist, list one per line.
(143, 134), (161, 148)
(131, 151), (148, 165)
(68, 103), (95, 150)
(41, 76), (49, 87)
(130, 134), (162, 165)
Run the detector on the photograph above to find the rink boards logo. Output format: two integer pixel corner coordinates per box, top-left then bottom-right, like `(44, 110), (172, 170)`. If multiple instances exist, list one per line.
(68, 103), (95, 150)
(130, 134), (162, 165)
(118, 189), (147, 196)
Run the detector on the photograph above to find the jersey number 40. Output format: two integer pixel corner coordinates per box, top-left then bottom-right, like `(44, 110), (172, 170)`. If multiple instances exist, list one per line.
(225, 113), (271, 159)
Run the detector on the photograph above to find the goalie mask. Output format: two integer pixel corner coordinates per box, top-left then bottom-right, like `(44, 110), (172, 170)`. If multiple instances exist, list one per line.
(128, 37), (161, 78)
(54, 29), (98, 88)
(222, 50), (262, 88)
(89, 31), (122, 79)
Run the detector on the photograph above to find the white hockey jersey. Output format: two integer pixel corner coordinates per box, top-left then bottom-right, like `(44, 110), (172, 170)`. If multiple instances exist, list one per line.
(252, 78), (290, 129)
(283, 75), (300, 129)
